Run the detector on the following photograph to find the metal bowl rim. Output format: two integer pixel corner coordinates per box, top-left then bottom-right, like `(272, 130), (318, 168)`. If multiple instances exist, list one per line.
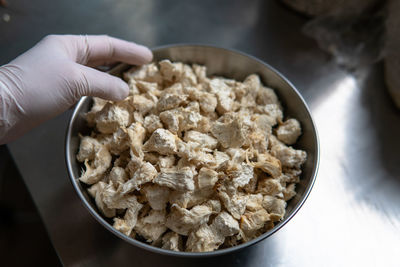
(65, 43), (320, 258)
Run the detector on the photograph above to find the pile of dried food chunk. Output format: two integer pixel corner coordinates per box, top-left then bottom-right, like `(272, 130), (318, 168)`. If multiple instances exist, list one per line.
(76, 60), (307, 252)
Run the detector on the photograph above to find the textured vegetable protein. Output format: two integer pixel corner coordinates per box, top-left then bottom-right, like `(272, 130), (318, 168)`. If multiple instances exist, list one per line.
(76, 60), (307, 252)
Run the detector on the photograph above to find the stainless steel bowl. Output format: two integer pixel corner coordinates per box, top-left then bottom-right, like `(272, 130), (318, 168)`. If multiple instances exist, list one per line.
(65, 44), (319, 257)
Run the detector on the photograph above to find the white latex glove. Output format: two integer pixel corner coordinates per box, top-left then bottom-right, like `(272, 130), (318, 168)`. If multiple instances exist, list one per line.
(0, 34), (153, 144)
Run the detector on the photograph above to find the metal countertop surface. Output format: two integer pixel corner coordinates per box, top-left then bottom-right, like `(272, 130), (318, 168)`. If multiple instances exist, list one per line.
(1, 0), (400, 266)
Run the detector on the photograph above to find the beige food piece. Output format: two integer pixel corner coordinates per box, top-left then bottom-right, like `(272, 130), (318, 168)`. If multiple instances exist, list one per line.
(76, 136), (102, 162)
(248, 114), (272, 154)
(239, 93), (257, 109)
(283, 168), (302, 183)
(246, 193), (264, 211)
(183, 86), (217, 113)
(252, 114), (273, 134)
(205, 199), (222, 213)
(159, 109), (180, 134)
(255, 104), (283, 127)
(158, 155), (176, 169)
(157, 93), (188, 112)
(186, 224), (224, 252)
(113, 217), (131, 236)
(113, 150), (130, 168)
(270, 138), (307, 169)
(143, 128), (177, 155)
(253, 153), (282, 178)
(88, 182), (116, 218)
(229, 163), (254, 188)
(182, 100), (200, 113)
(197, 167), (219, 189)
(240, 208), (270, 238)
(217, 177), (237, 196)
(176, 157), (197, 173)
(223, 234), (243, 248)
(94, 102), (130, 134)
(181, 86), (201, 100)
(95, 133), (113, 147)
(124, 63), (163, 85)
(192, 64), (209, 85)
(168, 187), (214, 209)
(199, 93), (218, 113)
(113, 202), (144, 236)
(106, 128), (129, 155)
(209, 78), (235, 114)
(102, 185), (140, 210)
(262, 195), (286, 221)
(136, 80), (161, 96)
(218, 191), (248, 220)
(143, 153), (176, 170)
(86, 97), (108, 126)
(283, 183), (297, 201)
(126, 122), (146, 158)
(248, 132), (268, 154)
(180, 64), (198, 86)
(211, 211), (240, 237)
(154, 167), (195, 191)
(176, 140), (215, 167)
(159, 60), (184, 83)
(256, 86), (280, 105)
(108, 166), (128, 185)
(257, 178), (283, 196)
(183, 131), (218, 149)
(161, 232), (182, 251)
(132, 94), (155, 115)
(127, 80), (140, 95)
(143, 114), (163, 134)
(122, 161), (158, 193)
(213, 151), (230, 169)
(236, 74), (261, 105)
(143, 152), (159, 165)
(159, 61), (197, 86)
(211, 114), (247, 148)
(132, 111), (144, 124)
(79, 145), (112, 185)
(144, 91), (158, 104)
(194, 115), (213, 134)
(242, 172), (258, 194)
(134, 209), (167, 242)
(141, 184), (170, 210)
(125, 154), (143, 176)
(162, 82), (184, 95)
(166, 204), (213, 235)
(240, 73), (261, 92)
(185, 101), (201, 115)
(277, 118), (302, 145)
(160, 107), (203, 134)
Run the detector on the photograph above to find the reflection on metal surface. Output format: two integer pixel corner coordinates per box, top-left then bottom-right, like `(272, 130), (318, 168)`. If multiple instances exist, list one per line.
(302, 70), (400, 266)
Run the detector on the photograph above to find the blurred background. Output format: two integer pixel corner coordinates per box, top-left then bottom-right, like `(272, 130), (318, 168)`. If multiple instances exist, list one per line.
(1, 0), (399, 266)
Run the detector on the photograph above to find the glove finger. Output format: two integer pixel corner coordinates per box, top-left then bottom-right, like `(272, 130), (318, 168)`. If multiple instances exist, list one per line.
(74, 35), (153, 67)
(73, 64), (129, 101)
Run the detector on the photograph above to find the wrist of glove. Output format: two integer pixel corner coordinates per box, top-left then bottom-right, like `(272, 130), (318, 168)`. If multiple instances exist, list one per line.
(0, 34), (152, 144)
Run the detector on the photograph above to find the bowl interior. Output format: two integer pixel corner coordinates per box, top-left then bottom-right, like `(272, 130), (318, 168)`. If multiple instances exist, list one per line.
(66, 45), (319, 256)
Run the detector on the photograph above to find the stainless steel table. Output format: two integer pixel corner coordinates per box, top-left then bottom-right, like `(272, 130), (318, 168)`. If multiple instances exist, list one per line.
(2, 0), (400, 266)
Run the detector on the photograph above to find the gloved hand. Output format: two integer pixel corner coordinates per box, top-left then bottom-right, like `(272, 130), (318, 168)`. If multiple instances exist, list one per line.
(0, 34), (152, 144)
